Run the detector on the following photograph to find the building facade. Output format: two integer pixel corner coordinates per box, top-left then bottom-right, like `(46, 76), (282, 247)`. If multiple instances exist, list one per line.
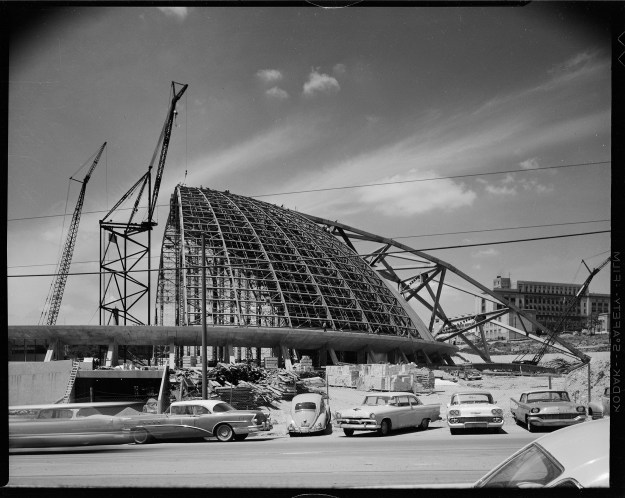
(476, 276), (610, 341)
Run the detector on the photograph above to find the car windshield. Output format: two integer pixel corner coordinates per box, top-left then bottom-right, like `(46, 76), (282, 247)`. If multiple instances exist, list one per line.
(295, 402), (317, 411)
(477, 443), (563, 488)
(457, 394), (492, 405)
(212, 402), (235, 413)
(527, 392), (570, 403)
(363, 396), (391, 406)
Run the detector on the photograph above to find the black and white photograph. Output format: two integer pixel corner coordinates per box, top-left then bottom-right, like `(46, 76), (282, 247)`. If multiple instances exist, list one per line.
(6, 1), (622, 492)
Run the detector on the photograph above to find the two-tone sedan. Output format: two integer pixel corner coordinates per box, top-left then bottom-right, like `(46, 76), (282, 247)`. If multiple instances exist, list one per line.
(510, 390), (586, 432)
(123, 399), (272, 443)
(446, 391), (504, 434)
(335, 392), (440, 437)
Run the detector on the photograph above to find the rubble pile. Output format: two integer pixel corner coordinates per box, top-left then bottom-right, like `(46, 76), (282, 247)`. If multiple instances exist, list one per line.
(327, 363), (435, 393)
(563, 358), (611, 405)
(169, 362), (326, 409)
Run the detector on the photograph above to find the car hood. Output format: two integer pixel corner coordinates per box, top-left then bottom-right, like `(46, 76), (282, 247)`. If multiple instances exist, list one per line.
(339, 406), (388, 418)
(452, 403), (501, 415)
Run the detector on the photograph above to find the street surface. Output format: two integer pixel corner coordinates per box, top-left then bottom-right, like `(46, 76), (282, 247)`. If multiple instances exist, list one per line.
(9, 422), (540, 488)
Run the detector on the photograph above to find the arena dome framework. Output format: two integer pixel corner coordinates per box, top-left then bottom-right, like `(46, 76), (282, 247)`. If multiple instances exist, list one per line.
(155, 186), (456, 365)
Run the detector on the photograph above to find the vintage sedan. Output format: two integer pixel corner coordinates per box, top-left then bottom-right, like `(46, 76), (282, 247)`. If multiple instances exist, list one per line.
(446, 391), (504, 434)
(474, 418), (609, 488)
(510, 389), (586, 432)
(335, 392), (440, 437)
(588, 386), (610, 419)
(288, 393), (332, 436)
(9, 402), (141, 448)
(122, 399), (272, 443)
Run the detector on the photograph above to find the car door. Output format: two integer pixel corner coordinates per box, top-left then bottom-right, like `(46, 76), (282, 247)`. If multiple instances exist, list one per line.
(394, 395), (413, 428)
(408, 395), (425, 427)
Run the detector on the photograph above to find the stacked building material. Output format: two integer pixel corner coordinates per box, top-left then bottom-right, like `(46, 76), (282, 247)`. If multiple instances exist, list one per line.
(327, 365), (360, 387)
(328, 363), (435, 393)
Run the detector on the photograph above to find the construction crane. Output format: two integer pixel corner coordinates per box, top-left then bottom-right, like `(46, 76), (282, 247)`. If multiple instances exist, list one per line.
(99, 82), (188, 325)
(513, 255), (611, 367)
(40, 142), (107, 326)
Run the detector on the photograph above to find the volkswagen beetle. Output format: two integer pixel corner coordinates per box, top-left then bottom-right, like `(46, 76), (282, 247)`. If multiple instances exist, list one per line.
(287, 393), (332, 436)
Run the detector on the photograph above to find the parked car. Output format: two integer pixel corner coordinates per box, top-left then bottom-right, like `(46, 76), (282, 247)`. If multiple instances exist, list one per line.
(446, 391), (504, 434)
(287, 393), (332, 436)
(474, 418), (609, 488)
(510, 389), (586, 432)
(9, 401), (141, 448)
(588, 386), (610, 419)
(334, 392), (440, 437)
(122, 399), (272, 443)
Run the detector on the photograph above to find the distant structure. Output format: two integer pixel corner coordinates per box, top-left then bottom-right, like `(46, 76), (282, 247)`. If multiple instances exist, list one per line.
(477, 275), (610, 341)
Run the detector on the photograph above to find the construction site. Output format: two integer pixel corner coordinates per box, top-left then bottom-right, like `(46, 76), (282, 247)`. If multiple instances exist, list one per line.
(8, 82), (610, 409)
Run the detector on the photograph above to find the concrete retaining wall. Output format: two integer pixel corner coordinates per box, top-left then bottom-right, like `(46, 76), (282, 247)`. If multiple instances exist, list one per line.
(9, 360), (73, 405)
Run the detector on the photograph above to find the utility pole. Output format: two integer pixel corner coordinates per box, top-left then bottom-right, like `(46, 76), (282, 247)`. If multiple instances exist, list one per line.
(202, 233), (208, 400)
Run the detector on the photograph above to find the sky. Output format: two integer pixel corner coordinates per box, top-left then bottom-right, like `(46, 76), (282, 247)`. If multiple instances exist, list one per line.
(7, 4), (613, 326)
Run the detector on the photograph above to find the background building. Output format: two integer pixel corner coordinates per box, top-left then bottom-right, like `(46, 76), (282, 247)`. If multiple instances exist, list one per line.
(475, 276), (610, 341)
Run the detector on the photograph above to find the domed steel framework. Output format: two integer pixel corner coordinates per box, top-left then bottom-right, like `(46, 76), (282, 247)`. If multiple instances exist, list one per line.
(156, 186), (429, 340)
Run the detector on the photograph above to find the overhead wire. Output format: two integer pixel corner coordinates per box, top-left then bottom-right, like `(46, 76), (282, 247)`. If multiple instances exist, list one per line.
(6, 159), (610, 223)
(7, 229), (611, 278)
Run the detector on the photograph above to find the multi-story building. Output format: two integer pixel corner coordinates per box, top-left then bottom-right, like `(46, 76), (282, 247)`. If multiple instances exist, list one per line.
(475, 276), (610, 341)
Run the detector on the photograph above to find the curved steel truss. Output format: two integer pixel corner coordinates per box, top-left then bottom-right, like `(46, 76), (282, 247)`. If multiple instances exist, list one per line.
(156, 186), (589, 367)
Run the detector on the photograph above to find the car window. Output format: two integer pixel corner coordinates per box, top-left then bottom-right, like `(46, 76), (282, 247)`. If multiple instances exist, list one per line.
(458, 394), (492, 404)
(295, 402), (317, 411)
(396, 396), (410, 407)
(364, 396), (389, 406)
(450, 395), (457, 405)
(410, 396), (422, 406)
(477, 443), (564, 488)
(170, 405), (192, 415)
(76, 407), (99, 417)
(212, 403), (235, 413)
(193, 405), (210, 415)
(520, 394), (527, 403)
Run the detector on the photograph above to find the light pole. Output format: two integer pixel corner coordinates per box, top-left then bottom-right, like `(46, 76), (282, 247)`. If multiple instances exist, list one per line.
(202, 233), (208, 400)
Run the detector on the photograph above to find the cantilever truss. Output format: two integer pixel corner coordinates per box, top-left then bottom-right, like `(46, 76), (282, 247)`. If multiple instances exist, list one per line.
(300, 213), (592, 366)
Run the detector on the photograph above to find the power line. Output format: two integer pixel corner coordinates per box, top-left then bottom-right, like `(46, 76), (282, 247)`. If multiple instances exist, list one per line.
(6, 218), (611, 270)
(7, 229), (610, 278)
(7, 159), (610, 222)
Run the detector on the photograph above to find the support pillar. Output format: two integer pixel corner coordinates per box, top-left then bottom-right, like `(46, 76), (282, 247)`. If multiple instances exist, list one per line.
(357, 349), (366, 364)
(421, 349), (433, 366)
(44, 340), (61, 362)
(280, 345), (293, 370)
(397, 349), (409, 364)
(478, 325), (492, 362)
(226, 345), (235, 364)
(169, 343), (176, 369)
(105, 341), (119, 367)
(318, 348), (327, 368)
(328, 348), (340, 365)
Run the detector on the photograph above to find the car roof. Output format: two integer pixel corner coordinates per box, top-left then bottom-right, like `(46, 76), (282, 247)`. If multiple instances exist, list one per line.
(535, 418), (609, 470)
(292, 393), (322, 402)
(364, 392), (417, 396)
(451, 391), (493, 396)
(523, 389), (567, 394)
(9, 401), (139, 411)
(170, 399), (227, 408)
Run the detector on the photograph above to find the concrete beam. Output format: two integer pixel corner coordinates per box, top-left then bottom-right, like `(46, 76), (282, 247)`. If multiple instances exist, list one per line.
(8, 325), (457, 358)
(44, 339), (60, 362)
(280, 345), (292, 371)
(169, 343), (176, 369)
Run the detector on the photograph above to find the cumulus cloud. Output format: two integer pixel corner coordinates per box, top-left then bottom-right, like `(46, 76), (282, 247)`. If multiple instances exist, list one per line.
(266, 87), (289, 100)
(472, 248), (500, 258)
(303, 70), (340, 97)
(357, 169), (476, 216)
(256, 69), (283, 84)
(485, 184), (516, 196)
(520, 157), (540, 170)
(333, 63), (346, 75)
(157, 7), (189, 21)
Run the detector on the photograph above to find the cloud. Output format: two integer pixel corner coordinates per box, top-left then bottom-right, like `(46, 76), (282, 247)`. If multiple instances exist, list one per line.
(520, 157), (540, 170)
(265, 86), (289, 100)
(472, 248), (500, 258)
(485, 184), (517, 196)
(356, 169), (476, 216)
(256, 69), (283, 84)
(157, 7), (189, 21)
(303, 70), (340, 97)
(333, 63), (346, 75)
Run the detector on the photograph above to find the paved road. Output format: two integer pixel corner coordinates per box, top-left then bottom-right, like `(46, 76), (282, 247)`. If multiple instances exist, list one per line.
(9, 422), (541, 488)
